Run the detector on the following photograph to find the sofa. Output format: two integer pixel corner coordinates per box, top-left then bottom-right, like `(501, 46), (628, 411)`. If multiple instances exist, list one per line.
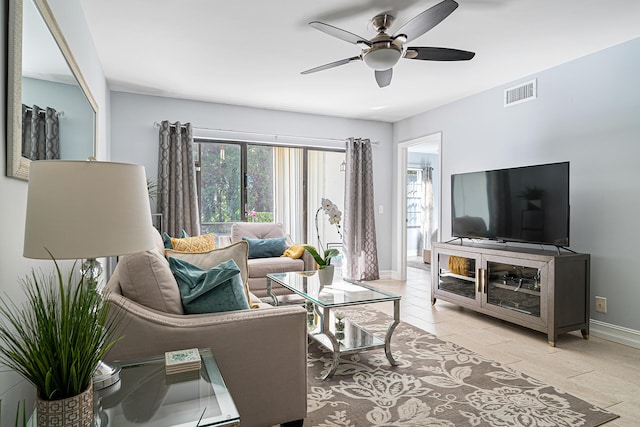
(219, 222), (316, 299)
(104, 229), (307, 427)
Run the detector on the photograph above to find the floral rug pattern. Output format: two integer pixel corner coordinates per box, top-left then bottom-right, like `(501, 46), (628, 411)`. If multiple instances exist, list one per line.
(305, 308), (618, 426)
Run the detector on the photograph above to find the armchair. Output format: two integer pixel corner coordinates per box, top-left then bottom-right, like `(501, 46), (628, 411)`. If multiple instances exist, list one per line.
(104, 233), (307, 427)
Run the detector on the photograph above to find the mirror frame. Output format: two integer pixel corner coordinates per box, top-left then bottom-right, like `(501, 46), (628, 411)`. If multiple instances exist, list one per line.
(7, 0), (98, 181)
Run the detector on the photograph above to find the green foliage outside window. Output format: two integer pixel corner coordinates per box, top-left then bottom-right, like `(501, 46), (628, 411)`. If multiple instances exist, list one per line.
(200, 144), (242, 223)
(199, 143), (274, 224)
(246, 145), (273, 218)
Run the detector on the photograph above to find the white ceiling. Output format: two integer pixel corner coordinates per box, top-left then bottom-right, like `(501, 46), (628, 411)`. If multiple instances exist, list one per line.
(80, 0), (640, 123)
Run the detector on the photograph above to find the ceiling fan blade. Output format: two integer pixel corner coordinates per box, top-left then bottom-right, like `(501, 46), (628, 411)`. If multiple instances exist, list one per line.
(301, 57), (361, 75)
(375, 69), (393, 88)
(393, 0), (459, 43)
(406, 47), (475, 61)
(309, 21), (369, 45)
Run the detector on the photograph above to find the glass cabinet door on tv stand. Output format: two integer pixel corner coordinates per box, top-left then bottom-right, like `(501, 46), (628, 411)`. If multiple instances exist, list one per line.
(431, 241), (590, 347)
(483, 257), (546, 318)
(433, 251), (546, 322)
(432, 250), (481, 304)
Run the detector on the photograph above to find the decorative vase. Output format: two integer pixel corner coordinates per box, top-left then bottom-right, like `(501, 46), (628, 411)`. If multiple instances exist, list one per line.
(335, 317), (345, 341)
(306, 301), (318, 331)
(318, 264), (335, 286)
(37, 384), (93, 427)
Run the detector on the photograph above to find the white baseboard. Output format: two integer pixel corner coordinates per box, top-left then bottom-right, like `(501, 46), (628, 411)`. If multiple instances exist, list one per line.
(378, 270), (393, 280)
(590, 319), (640, 349)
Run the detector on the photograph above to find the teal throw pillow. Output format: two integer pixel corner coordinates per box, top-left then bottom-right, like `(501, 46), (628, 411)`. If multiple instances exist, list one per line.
(163, 230), (190, 249)
(168, 257), (250, 314)
(242, 237), (288, 259)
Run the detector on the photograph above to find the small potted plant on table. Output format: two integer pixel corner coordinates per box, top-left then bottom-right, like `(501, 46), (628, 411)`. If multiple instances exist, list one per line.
(304, 198), (343, 286)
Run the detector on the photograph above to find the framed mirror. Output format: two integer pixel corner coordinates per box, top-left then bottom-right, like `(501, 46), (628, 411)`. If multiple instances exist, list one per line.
(7, 0), (98, 181)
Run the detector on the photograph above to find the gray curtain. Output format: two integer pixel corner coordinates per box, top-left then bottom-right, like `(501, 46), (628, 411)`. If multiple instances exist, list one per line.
(22, 104), (60, 160)
(343, 137), (379, 281)
(158, 120), (200, 237)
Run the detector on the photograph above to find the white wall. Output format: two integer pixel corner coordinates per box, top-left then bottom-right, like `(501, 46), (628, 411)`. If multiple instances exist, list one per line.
(109, 92), (395, 270)
(0, 0), (110, 422)
(394, 37), (640, 334)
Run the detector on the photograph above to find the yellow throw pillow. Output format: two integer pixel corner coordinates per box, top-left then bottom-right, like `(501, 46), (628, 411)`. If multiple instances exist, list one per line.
(170, 233), (217, 253)
(282, 244), (306, 259)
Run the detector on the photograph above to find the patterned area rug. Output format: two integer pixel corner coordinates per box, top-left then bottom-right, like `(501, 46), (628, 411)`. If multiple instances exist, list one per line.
(305, 307), (618, 426)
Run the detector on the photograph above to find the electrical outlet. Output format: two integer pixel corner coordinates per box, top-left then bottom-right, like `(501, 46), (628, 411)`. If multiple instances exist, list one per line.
(595, 296), (607, 313)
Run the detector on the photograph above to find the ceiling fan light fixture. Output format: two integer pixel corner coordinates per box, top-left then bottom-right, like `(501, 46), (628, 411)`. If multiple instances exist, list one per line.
(363, 46), (402, 71)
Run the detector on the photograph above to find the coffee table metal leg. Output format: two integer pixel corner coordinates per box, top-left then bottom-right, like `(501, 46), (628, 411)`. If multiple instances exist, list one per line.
(384, 300), (400, 366)
(266, 277), (278, 306)
(321, 308), (341, 381)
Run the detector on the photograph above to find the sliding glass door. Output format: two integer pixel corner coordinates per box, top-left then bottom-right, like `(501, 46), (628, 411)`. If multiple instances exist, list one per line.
(198, 142), (242, 237)
(307, 150), (345, 251)
(197, 140), (344, 244)
(246, 144), (275, 222)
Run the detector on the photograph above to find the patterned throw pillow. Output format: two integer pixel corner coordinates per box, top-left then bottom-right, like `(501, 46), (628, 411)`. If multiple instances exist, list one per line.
(170, 233), (217, 252)
(162, 230), (190, 249)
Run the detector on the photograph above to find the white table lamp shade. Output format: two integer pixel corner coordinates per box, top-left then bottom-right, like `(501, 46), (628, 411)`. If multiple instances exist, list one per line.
(24, 160), (156, 260)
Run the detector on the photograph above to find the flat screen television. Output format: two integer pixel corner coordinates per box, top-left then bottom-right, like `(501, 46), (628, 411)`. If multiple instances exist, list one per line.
(451, 162), (569, 246)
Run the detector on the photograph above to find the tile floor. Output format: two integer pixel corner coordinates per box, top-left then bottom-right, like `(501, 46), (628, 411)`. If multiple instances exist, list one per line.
(369, 261), (640, 426)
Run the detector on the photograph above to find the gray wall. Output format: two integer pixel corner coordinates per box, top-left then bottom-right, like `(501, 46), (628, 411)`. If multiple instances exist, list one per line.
(394, 37), (640, 332)
(0, 0), (110, 422)
(109, 92), (394, 270)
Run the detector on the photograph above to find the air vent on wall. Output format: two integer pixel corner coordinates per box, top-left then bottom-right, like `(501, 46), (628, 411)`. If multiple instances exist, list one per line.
(504, 79), (537, 107)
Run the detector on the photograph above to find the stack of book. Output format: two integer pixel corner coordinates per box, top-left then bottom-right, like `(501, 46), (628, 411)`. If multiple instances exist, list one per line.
(165, 348), (202, 375)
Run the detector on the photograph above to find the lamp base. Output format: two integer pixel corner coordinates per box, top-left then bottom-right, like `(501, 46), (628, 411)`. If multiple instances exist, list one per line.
(93, 360), (121, 390)
(82, 258), (104, 290)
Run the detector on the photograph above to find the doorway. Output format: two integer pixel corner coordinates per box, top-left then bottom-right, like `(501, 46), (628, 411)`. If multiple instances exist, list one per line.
(394, 133), (442, 280)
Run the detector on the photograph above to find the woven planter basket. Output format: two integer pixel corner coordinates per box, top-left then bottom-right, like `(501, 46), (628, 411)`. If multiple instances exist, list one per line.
(36, 384), (93, 427)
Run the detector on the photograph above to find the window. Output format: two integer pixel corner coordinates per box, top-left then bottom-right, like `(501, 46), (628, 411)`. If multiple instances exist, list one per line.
(197, 142), (242, 237)
(407, 169), (423, 229)
(195, 140), (344, 244)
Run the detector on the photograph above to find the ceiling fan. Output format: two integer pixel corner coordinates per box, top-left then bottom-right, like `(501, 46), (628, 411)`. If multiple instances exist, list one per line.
(301, 0), (475, 88)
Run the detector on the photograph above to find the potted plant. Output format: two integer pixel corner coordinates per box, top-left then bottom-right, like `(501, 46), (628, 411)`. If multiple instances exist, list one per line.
(0, 259), (122, 427)
(304, 198), (343, 285)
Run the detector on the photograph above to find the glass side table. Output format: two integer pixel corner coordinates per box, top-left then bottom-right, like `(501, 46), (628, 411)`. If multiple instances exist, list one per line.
(28, 348), (240, 427)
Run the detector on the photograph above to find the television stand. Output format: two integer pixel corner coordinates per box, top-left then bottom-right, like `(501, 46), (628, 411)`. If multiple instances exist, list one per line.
(431, 241), (590, 346)
(444, 237), (464, 244)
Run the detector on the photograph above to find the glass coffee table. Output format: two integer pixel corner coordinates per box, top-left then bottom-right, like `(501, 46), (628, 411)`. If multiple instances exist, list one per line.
(267, 271), (401, 380)
(97, 348), (239, 426)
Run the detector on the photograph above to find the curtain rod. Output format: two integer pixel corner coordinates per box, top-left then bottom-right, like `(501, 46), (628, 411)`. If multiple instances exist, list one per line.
(152, 121), (379, 145)
(24, 106), (64, 118)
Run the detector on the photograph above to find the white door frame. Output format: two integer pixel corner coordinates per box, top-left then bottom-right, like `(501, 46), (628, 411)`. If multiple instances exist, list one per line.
(394, 132), (442, 280)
